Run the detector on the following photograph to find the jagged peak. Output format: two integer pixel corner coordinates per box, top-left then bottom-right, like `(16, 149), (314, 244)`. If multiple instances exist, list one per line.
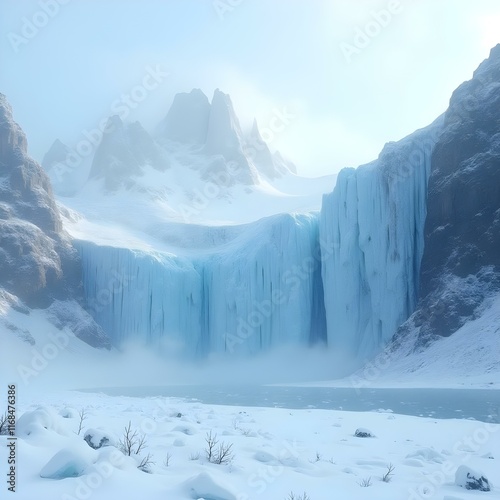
(474, 43), (500, 79)
(161, 89), (211, 145)
(104, 114), (125, 133)
(250, 118), (262, 139)
(0, 93), (28, 156)
(205, 88), (244, 154)
(0, 92), (13, 120)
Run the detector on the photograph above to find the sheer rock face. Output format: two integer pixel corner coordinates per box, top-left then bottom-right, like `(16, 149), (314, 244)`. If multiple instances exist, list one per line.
(0, 97), (61, 235)
(0, 93), (110, 348)
(0, 93), (76, 307)
(162, 88), (211, 146)
(412, 44), (500, 341)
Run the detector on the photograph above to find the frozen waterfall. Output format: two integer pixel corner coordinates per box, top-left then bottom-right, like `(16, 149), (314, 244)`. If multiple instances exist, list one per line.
(319, 117), (444, 359)
(75, 213), (327, 356)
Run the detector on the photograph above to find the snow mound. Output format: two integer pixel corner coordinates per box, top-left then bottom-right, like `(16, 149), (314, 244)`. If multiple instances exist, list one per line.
(183, 472), (237, 500)
(17, 407), (68, 437)
(40, 448), (91, 479)
(405, 447), (444, 463)
(96, 446), (136, 471)
(455, 465), (491, 491)
(254, 450), (279, 464)
(172, 424), (197, 435)
(59, 407), (78, 418)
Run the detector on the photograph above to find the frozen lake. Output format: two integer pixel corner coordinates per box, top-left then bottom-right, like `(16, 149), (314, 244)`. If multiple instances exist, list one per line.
(79, 386), (500, 423)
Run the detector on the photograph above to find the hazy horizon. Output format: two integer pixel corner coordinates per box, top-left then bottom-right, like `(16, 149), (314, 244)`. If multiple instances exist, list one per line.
(1, 0), (500, 177)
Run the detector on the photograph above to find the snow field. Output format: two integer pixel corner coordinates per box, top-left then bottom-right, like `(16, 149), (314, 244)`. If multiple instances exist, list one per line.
(4, 390), (499, 500)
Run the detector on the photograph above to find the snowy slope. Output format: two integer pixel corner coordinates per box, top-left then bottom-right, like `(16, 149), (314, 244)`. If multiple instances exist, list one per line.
(376, 292), (500, 387)
(297, 291), (500, 389)
(2, 390), (499, 500)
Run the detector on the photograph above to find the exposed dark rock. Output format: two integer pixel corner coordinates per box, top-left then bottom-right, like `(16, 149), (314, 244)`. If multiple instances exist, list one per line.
(46, 300), (111, 349)
(0, 93), (110, 348)
(83, 429), (113, 449)
(415, 44), (500, 341)
(455, 465), (491, 491)
(0, 93), (76, 307)
(354, 428), (374, 438)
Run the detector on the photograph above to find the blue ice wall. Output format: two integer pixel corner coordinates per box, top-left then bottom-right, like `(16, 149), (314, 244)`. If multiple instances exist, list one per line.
(75, 213), (327, 356)
(319, 118), (443, 359)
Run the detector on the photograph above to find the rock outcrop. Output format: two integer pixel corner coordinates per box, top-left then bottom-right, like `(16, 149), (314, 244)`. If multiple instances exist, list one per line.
(0, 93), (109, 348)
(415, 44), (500, 341)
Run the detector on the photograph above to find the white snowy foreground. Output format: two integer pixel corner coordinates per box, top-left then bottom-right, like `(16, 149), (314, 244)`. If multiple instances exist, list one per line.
(3, 390), (499, 500)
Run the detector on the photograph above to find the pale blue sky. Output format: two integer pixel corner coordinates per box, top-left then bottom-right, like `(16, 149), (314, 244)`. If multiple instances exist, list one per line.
(1, 0), (500, 176)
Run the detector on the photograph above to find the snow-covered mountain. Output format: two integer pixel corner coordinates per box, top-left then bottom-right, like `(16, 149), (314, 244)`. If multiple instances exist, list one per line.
(42, 89), (326, 226)
(89, 116), (170, 190)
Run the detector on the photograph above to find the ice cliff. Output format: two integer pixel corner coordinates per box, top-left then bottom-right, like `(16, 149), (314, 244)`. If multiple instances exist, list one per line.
(76, 213), (327, 356)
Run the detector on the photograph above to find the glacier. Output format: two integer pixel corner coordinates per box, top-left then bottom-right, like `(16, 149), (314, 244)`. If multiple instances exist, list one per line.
(75, 213), (327, 357)
(320, 117), (444, 359)
(71, 104), (447, 362)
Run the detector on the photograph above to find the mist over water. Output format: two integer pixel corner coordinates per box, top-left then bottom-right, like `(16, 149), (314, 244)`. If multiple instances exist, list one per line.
(10, 340), (359, 396)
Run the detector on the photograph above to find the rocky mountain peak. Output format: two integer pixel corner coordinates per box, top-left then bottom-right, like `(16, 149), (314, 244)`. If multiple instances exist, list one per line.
(0, 93), (28, 158)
